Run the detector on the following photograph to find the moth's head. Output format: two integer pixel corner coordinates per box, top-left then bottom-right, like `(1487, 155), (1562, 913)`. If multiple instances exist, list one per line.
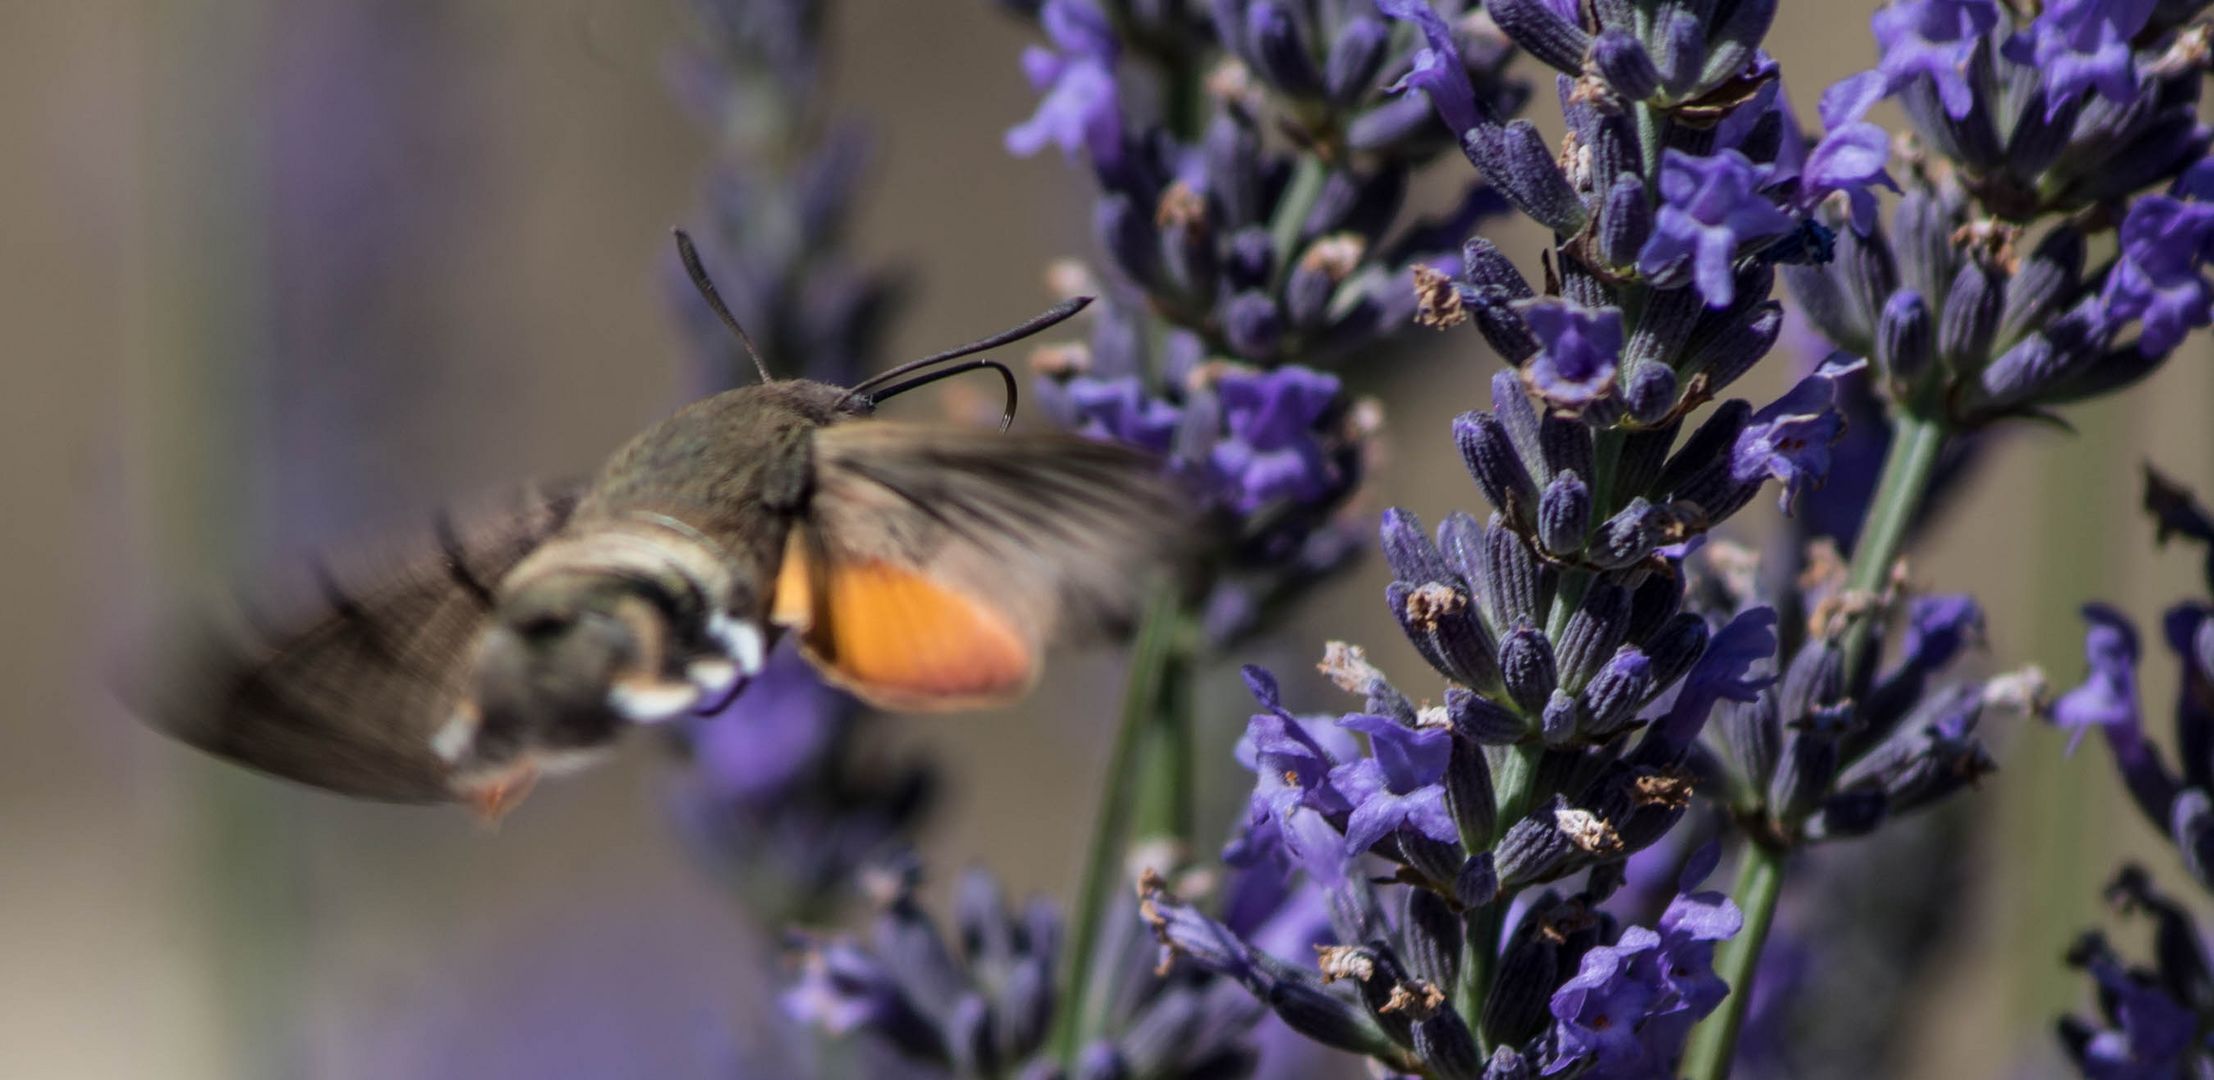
(432, 524), (756, 782)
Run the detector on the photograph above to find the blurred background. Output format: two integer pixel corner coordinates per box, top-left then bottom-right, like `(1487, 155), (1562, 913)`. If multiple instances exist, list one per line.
(5, 1), (2211, 1076)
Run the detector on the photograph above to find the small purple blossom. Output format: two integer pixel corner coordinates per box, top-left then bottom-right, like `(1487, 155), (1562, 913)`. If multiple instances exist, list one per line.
(1869, 0), (2000, 119)
(1005, 0), (1123, 164)
(2009, 0), (2158, 119)
(1547, 855), (1743, 1077)
(1330, 713), (1457, 853)
(1209, 365), (1344, 514)
(1638, 149), (1798, 308)
(1378, 0), (1492, 143)
(2099, 195), (2214, 356)
(1730, 357), (1862, 513)
(1797, 72), (1898, 234)
(1516, 298), (1625, 409)
(2070, 951), (2198, 1078)
(2053, 603), (2145, 751)
(1064, 375), (1184, 454)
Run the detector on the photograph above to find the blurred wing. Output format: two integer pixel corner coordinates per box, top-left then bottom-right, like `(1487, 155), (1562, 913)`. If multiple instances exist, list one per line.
(772, 422), (1182, 711)
(140, 484), (579, 801)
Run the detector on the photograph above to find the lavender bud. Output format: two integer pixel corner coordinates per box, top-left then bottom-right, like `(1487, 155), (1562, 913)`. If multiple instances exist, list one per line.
(1488, 120), (1591, 235)
(1592, 497), (1669, 569)
(1245, 2), (1323, 97)
(1683, 301), (1783, 396)
(1323, 15), (1390, 106)
(1539, 411), (1595, 481)
(998, 956), (1053, 1061)
(2065, 111), (2206, 206)
(1642, 611), (1710, 692)
(1284, 259), (1337, 331)
(1579, 647), (1655, 737)
(1096, 195), (1159, 291)
(1939, 259), (2004, 370)
(1382, 507), (1457, 583)
(1625, 568), (1684, 644)
(1557, 583), (1634, 689)
(1206, 114), (1262, 225)
(1538, 471), (1592, 556)
(1159, 209), (1218, 303)
(1400, 832), (1469, 887)
(1440, 748), (1498, 864)
(1842, 220), (1900, 345)
(1490, 0), (1592, 74)
(949, 993), (1000, 1076)
(1592, 29), (1661, 101)
(1393, 581), (1507, 692)
(1438, 510), (1487, 584)
(1414, 1009), (1486, 1080)
(1482, 915), (1559, 1047)
(1498, 624), (1561, 716)
(1892, 190), (1958, 315)
(1623, 278), (1704, 369)
(1786, 261), (1856, 350)
(1455, 411), (1542, 529)
(1715, 691), (1780, 793)
(1457, 853), (1500, 908)
(1224, 290), (1285, 358)
(1598, 175), (1653, 267)
(1657, 11), (1706, 97)
(1655, 398), (1752, 497)
(1268, 979), (1389, 1055)
(1350, 94), (1441, 152)
(1998, 225), (2084, 347)
(1225, 226), (1276, 291)
(1876, 289), (1935, 387)
(1464, 237), (1537, 297)
(1806, 790), (1887, 841)
(1403, 888), (1464, 990)
(1485, 1046), (1533, 1080)
(1448, 686), (1526, 745)
(1769, 724), (1843, 829)
(1482, 514), (1554, 629)
(2005, 92), (2079, 180)
(1623, 361), (1679, 423)
(1779, 640), (1846, 725)
(1613, 422), (1679, 503)
(1541, 690), (1586, 746)
(1702, 0), (1776, 87)
(1491, 370), (1548, 478)
(1495, 798), (1580, 886)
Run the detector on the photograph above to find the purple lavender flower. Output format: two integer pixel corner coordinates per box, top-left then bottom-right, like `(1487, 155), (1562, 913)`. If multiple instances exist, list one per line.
(1063, 374), (1184, 454)
(1796, 72), (1898, 234)
(1378, 0), (1495, 143)
(2008, 0), (2159, 118)
(2098, 194), (2214, 356)
(2053, 604), (2145, 752)
(1210, 366), (1345, 514)
(1546, 853), (1743, 1077)
(1638, 149), (1799, 308)
(1515, 298), (1624, 410)
(1332, 713), (1457, 854)
(1004, 0), (1123, 164)
(1730, 358), (1862, 513)
(1869, 0), (2000, 119)
(2061, 932), (2200, 1078)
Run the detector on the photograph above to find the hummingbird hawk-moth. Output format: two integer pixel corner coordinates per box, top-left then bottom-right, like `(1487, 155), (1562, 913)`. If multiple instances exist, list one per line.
(144, 231), (1179, 820)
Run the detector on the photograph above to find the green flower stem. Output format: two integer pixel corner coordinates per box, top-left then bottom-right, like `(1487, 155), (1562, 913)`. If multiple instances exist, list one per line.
(1460, 898), (1506, 1052)
(1681, 842), (1787, 1080)
(1267, 155), (1330, 290)
(1682, 409), (1948, 1080)
(1055, 582), (1192, 1063)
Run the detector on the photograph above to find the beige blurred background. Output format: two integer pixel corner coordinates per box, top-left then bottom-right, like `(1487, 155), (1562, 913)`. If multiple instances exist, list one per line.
(4, 1), (2210, 1076)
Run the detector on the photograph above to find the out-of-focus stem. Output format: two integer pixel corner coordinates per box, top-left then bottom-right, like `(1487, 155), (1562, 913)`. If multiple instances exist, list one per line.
(1055, 582), (1189, 1064)
(1681, 842), (1787, 1080)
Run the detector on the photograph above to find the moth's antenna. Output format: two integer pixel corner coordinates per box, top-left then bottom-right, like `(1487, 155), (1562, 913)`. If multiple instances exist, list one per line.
(672, 228), (773, 384)
(847, 295), (1093, 399)
(866, 358), (1021, 431)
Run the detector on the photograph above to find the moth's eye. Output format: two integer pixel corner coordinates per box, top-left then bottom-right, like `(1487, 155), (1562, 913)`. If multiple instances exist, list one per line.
(517, 611), (573, 641)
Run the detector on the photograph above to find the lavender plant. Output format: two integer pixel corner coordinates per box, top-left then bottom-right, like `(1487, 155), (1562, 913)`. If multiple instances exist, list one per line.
(2049, 467), (2214, 1076)
(719, 0), (2214, 1076)
(662, 0), (933, 927)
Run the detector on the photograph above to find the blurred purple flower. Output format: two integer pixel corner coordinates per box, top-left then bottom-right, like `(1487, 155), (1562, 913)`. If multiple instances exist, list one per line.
(1798, 72), (1898, 234)
(1210, 365), (1344, 514)
(1730, 358), (1862, 513)
(1869, 0), (1999, 119)
(1005, 0), (1123, 164)
(2098, 194), (2214, 356)
(1516, 298), (1624, 410)
(2007, 0), (2157, 119)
